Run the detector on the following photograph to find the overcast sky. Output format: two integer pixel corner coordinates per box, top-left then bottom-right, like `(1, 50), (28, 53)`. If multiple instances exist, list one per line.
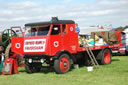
(0, 0), (128, 31)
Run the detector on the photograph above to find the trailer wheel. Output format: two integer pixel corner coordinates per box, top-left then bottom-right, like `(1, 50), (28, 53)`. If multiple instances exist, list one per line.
(100, 48), (112, 65)
(24, 61), (41, 73)
(54, 54), (71, 74)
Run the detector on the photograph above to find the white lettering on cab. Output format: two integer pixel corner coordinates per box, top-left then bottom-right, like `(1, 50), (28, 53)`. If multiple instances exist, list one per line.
(24, 39), (46, 52)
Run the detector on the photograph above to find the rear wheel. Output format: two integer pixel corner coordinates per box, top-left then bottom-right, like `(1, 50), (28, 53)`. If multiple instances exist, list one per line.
(54, 54), (71, 74)
(98, 48), (112, 65)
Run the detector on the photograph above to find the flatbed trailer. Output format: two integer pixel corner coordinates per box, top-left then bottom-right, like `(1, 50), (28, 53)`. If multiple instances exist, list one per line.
(10, 17), (123, 74)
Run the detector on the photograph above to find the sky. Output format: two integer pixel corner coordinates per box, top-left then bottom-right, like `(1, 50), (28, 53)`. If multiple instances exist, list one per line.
(0, 0), (128, 31)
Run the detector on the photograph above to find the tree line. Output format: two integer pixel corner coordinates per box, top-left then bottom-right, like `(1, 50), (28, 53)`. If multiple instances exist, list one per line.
(116, 25), (128, 31)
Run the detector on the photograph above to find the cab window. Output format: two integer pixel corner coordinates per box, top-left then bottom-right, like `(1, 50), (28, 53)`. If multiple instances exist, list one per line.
(25, 25), (50, 37)
(62, 24), (67, 34)
(51, 25), (60, 35)
(37, 25), (50, 36)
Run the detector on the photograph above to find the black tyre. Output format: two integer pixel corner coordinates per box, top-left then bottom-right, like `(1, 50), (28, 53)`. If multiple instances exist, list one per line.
(98, 48), (112, 65)
(54, 54), (71, 74)
(24, 61), (33, 73)
(24, 61), (41, 73)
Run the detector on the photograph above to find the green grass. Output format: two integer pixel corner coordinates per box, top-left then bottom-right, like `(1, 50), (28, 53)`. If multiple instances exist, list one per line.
(0, 56), (128, 85)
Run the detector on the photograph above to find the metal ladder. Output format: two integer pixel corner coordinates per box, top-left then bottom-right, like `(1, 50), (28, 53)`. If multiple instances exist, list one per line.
(82, 38), (99, 69)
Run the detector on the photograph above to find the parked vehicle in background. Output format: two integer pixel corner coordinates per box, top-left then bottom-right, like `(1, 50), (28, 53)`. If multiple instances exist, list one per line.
(111, 32), (126, 55)
(0, 28), (24, 67)
(122, 29), (128, 54)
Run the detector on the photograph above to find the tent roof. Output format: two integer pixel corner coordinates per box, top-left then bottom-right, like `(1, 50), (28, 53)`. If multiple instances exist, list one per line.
(79, 27), (110, 35)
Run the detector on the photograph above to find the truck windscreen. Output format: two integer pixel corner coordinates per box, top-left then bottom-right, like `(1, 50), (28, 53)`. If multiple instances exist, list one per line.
(25, 25), (50, 37)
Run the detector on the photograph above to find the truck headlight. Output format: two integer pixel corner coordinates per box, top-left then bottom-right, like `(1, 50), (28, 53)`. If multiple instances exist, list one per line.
(28, 59), (32, 63)
(40, 59), (44, 63)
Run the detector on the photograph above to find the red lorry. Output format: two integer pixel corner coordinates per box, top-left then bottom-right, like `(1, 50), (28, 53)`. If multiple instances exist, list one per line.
(10, 17), (123, 74)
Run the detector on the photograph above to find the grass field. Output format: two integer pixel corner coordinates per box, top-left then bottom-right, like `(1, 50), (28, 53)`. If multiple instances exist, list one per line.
(0, 56), (128, 85)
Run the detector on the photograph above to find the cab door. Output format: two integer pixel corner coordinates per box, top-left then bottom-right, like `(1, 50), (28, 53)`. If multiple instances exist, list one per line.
(11, 26), (24, 56)
(62, 24), (78, 53)
(49, 25), (62, 55)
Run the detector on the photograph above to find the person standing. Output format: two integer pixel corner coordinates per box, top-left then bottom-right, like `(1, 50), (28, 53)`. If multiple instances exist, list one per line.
(75, 23), (80, 35)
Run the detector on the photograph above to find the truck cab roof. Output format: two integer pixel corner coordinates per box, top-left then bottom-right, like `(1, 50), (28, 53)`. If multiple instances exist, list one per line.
(25, 17), (75, 26)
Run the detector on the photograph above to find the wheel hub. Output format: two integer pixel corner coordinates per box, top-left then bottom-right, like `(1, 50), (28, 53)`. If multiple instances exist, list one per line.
(104, 50), (110, 64)
(60, 57), (69, 72)
(63, 61), (67, 67)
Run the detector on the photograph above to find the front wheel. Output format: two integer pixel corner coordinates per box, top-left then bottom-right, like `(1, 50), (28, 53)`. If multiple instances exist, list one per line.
(24, 61), (41, 73)
(54, 54), (71, 74)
